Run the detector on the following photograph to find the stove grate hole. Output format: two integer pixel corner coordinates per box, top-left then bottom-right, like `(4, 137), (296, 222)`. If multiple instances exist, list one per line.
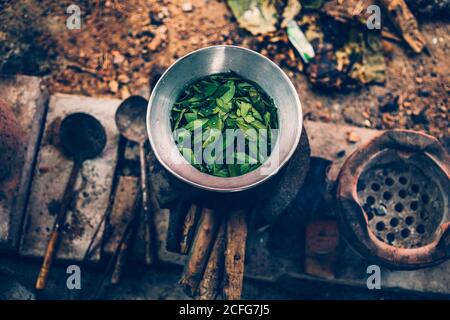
(410, 201), (419, 211)
(394, 203), (404, 212)
(398, 190), (407, 198)
(386, 233), (395, 243)
(416, 224), (426, 234)
(390, 218), (399, 227)
(399, 176), (408, 185)
(376, 221), (385, 231)
(401, 228), (410, 238)
(383, 191), (392, 200)
(357, 162), (444, 249)
(405, 216), (414, 225)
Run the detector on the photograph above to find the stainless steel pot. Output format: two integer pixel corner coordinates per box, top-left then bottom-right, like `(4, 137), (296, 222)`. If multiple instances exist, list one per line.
(147, 45), (303, 192)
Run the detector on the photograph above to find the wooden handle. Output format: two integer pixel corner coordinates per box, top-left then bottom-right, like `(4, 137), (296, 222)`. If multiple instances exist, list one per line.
(36, 163), (80, 290)
(36, 230), (59, 290)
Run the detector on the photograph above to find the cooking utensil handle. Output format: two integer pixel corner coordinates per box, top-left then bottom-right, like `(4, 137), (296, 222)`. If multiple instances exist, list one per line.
(36, 230), (58, 290)
(35, 162), (80, 290)
(140, 143), (156, 265)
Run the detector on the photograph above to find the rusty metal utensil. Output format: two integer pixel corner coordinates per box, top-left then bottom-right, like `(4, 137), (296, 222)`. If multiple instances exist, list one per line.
(115, 95), (158, 265)
(36, 113), (106, 290)
(337, 130), (449, 269)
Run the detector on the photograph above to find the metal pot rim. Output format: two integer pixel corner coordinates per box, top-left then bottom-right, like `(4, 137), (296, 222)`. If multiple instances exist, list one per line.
(147, 45), (303, 192)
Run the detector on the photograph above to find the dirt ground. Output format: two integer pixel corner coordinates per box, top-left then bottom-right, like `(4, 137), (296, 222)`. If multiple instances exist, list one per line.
(0, 0), (449, 301)
(0, 0), (448, 141)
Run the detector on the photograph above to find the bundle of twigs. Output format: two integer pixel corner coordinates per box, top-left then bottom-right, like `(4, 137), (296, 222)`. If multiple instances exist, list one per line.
(178, 206), (248, 300)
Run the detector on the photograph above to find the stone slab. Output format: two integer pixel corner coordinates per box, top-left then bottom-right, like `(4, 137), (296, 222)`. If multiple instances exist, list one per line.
(0, 75), (48, 250)
(19, 94), (121, 261)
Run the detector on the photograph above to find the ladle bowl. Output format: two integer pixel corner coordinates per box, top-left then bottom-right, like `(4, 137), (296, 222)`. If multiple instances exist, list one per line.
(60, 113), (107, 161)
(115, 96), (148, 144)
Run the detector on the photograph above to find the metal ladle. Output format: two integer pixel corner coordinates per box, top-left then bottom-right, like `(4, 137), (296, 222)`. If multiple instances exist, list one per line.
(36, 113), (107, 290)
(115, 96), (157, 265)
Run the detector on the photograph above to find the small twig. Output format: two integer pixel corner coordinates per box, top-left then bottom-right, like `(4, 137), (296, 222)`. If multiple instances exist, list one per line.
(91, 0), (101, 22)
(381, 29), (402, 43)
(66, 62), (99, 77)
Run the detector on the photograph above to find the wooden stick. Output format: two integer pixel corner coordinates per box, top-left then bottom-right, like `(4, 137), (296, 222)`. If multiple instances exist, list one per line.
(178, 207), (219, 297)
(223, 210), (248, 300)
(379, 0), (426, 53)
(36, 162), (80, 290)
(197, 222), (226, 300)
(180, 203), (198, 254)
(381, 29), (402, 42)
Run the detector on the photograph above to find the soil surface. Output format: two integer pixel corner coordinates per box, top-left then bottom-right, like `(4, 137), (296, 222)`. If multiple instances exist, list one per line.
(0, 0), (448, 141)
